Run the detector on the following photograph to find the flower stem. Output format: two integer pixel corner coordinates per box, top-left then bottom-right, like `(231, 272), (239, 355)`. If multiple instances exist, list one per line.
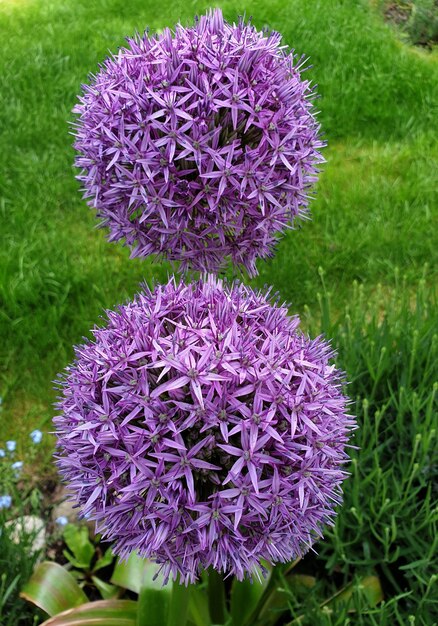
(168, 581), (191, 626)
(207, 568), (227, 625)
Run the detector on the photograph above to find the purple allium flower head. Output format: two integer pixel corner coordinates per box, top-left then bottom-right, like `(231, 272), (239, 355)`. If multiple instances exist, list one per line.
(73, 10), (324, 276)
(54, 277), (354, 583)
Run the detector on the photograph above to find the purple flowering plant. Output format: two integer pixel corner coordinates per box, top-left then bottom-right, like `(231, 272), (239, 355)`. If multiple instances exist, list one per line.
(53, 277), (355, 623)
(45, 9), (356, 626)
(73, 9), (324, 276)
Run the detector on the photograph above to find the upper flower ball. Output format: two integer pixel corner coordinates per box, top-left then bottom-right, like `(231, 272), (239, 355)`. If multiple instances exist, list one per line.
(73, 9), (324, 276)
(55, 276), (354, 583)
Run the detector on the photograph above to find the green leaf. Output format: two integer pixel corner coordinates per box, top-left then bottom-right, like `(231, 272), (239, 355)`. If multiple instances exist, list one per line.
(63, 525), (95, 570)
(134, 560), (175, 626)
(67, 569), (85, 583)
(137, 585), (171, 626)
(111, 554), (142, 593)
(188, 588), (210, 626)
(360, 576), (384, 607)
(112, 553), (190, 626)
(286, 576), (384, 625)
(93, 547), (115, 572)
(1, 574), (21, 607)
(321, 575), (384, 611)
(20, 561), (88, 617)
(39, 600), (138, 626)
(287, 575), (316, 591)
(111, 553), (175, 626)
(230, 571), (270, 626)
(111, 553), (166, 594)
(91, 576), (119, 600)
(62, 550), (91, 570)
(399, 559), (430, 571)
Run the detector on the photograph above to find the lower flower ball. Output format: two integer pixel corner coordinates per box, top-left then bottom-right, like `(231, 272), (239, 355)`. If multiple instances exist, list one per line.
(54, 276), (355, 583)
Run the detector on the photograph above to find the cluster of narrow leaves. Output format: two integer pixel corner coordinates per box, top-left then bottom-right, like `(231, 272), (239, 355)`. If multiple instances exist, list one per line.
(73, 9), (324, 276)
(54, 277), (355, 583)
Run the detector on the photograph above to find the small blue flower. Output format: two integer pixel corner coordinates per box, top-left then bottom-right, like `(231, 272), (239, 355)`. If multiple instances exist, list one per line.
(0, 495), (12, 509)
(6, 441), (16, 452)
(55, 516), (69, 526)
(0, 449), (5, 458)
(30, 430), (43, 444)
(11, 461), (23, 471)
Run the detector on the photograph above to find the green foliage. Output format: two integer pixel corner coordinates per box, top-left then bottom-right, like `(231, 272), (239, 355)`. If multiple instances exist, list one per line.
(110, 551), (163, 594)
(0, 523), (42, 625)
(376, 0), (438, 47)
(0, 436), (46, 625)
(36, 599), (138, 626)
(22, 552), (386, 626)
(0, 434), (45, 510)
(21, 562), (88, 617)
(61, 524), (116, 598)
(231, 272), (437, 625)
(290, 271), (437, 625)
(406, 0), (438, 47)
(63, 525), (95, 571)
(111, 552), (191, 626)
(24, 554), (194, 626)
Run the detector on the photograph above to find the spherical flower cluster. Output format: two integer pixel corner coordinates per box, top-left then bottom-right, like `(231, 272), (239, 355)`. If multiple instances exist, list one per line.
(73, 9), (324, 276)
(55, 277), (354, 582)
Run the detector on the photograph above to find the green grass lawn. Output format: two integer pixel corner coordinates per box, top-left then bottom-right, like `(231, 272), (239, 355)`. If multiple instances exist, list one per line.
(0, 0), (437, 623)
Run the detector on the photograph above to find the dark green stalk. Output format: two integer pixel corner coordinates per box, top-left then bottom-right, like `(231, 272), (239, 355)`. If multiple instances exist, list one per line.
(207, 569), (227, 625)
